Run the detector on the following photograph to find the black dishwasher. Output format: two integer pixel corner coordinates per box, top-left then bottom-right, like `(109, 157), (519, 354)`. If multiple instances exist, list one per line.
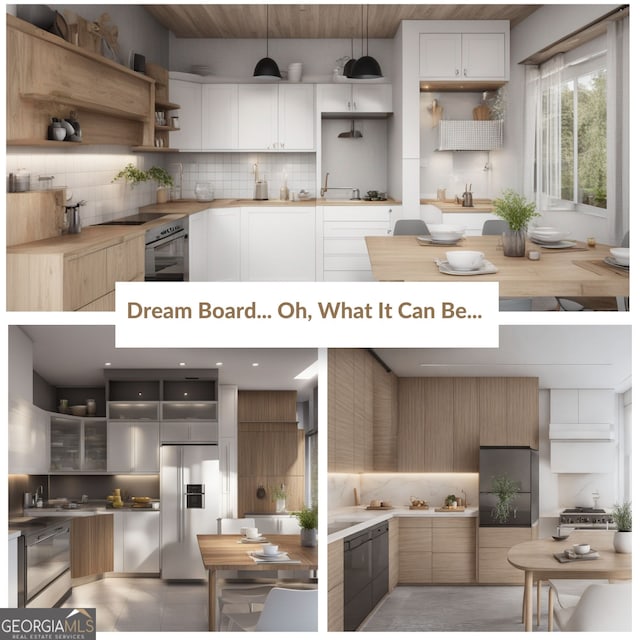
(344, 521), (389, 631)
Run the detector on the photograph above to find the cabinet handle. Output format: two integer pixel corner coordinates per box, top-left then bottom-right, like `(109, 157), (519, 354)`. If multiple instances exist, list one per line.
(347, 100), (352, 110)
(455, 69), (460, 76)
(463, 68), (468, 76)
(353, 101), (357, 111)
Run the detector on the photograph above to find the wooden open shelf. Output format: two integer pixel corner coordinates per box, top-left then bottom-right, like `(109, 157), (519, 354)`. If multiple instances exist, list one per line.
(6, 139), (85, 147)
(131, 146), (180, 153)
(21, 92), (149, 122)
(156, 100), (180, 111)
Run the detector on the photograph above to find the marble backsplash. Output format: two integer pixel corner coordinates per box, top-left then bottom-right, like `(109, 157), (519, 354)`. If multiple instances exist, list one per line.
(329, 473), (479, 513)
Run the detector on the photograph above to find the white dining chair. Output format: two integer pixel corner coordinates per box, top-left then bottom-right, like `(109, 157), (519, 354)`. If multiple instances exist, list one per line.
(225, 587), (318, 632)
(548, 580), (631, 631)
(215, 517), (274, 630)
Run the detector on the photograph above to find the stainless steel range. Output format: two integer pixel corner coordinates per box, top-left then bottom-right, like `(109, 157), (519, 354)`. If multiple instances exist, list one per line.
(560, 507), (616, 529)
(144, 218), (189, 281)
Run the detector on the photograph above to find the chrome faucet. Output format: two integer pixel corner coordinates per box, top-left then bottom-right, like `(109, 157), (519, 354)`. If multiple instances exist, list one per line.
(320, 172), (361, 200)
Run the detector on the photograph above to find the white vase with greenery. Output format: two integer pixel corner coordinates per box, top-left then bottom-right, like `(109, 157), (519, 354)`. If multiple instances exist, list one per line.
(612, 501), (632, 553)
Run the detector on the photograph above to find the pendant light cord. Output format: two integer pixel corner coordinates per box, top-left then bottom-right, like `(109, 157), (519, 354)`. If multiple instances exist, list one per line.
(266, 5), (269, 58)
(361, 4), (365, 58)
(366, 4), (369, 56)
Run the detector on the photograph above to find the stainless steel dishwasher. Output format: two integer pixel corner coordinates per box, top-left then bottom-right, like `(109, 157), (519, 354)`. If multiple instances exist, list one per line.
(343, 521), (389, 631)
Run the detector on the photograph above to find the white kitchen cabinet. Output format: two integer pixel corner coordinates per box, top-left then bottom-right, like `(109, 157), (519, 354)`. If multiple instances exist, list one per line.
(278, 84), (315, 150)
(107, 422), (160, 473)
(321, 206), (398, 281)
(419, 32), (506, 81)
(8, 326), (33, 402)
(202, 84), (238, 150)
(160, 420), (218, 443)
(8, 400), (49, 474)
(206, 208), (242, 281)
(8, 534), (19, 607)
(317, 83), (392, 114)
(251, 514), (301, 534)
(550, 441), (617, 473)
(238, 84), (314, 150)
(550, 389), (615, 425)
(238, 84), (279, 150)
(188, 209), (210, 281)
(169, 79), (202, 150)
(113, 511), (160, 573)
(241, 207), (316, 281)
(441, 212), (500, 236)
(218, 385), (238, 518)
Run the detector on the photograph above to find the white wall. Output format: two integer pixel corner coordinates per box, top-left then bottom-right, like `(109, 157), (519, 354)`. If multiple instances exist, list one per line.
(8, 326), (33, 403)
(169, 35), (395, 82)
(49, 4), (170, 67)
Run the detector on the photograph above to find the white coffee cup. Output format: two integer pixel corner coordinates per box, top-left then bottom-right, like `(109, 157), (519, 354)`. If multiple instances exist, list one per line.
(245, 527), (259, 539)
(262, 544), (279, 555)
(239, 527), (248, 537)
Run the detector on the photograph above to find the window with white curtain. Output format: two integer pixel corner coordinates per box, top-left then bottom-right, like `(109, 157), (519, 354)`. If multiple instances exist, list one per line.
(524, 17), (629, 238)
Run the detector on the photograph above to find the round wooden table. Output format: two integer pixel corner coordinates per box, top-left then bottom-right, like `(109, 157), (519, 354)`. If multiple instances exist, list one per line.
(507, 530), (631, 631)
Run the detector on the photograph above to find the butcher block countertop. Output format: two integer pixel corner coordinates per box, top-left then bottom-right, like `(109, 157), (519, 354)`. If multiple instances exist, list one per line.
(421, 198), (495, 213)
(328, 505), (479, 544)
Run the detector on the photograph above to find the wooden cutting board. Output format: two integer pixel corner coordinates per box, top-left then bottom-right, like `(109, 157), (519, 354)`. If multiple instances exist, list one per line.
(435, 506), (466, 512)
(7, 189), (66, 246)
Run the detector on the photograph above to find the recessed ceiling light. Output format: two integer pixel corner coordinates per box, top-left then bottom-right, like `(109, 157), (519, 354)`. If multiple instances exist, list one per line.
(252, 362), (260, 367)
(105, 362), (111, 366)
(179, 362), (186, 366)
(216, 362), (223, 367)
(295, 360), (319, 380)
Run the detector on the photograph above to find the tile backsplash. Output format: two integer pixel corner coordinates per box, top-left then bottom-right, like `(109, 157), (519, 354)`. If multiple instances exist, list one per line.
(7, 149), (317, 229)
(171, 152), (316, 200)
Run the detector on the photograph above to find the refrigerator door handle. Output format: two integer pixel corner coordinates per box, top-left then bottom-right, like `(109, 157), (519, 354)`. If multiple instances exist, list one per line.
(179, 447), (184, 543)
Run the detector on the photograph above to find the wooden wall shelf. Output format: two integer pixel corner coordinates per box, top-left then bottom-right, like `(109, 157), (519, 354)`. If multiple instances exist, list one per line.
(6, 139), (85, 147)
(131, 146), (179, 153)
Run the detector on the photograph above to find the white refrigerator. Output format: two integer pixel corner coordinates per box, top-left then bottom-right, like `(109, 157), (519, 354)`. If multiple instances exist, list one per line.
(161, 444), (220, 580)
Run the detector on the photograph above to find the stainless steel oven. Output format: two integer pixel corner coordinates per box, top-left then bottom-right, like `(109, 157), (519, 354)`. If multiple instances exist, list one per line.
(16, 519), (71, 607)
(145, 218), (189, 281)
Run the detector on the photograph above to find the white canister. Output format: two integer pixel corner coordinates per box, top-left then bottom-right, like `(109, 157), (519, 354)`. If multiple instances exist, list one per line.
(86, 399), (96, 416)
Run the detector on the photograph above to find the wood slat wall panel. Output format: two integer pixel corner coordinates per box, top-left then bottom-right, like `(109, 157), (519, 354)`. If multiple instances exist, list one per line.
(424, 378), (454, 472)
(238, 390), (297, 422)
(397, 379), (426, 471)
(453, 378), (480, 471)
(373, 362), (398, 472)
(506, 378), (539, 448)
(333, 349), (355, 472)
(478, 377), (508, 445)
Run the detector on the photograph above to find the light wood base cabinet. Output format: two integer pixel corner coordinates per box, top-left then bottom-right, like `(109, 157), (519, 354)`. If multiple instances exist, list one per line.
(71, 514), (114, 578)
(398, 518), (432, 583)
(478, 527), (536, 584)
(388, 517), (399, 590)
(399, 517), (477, 585)
(328, 539), (344, 632)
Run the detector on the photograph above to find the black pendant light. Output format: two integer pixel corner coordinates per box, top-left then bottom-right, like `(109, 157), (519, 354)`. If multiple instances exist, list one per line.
(352, 5), (383, 79)
(344, 39), (356, 78)
(254, 5), (281, 78)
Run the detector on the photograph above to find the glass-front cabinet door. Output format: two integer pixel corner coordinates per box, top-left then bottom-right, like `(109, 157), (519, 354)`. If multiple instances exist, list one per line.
(83, 419), (107, 471)
(50, 416), (81, 471)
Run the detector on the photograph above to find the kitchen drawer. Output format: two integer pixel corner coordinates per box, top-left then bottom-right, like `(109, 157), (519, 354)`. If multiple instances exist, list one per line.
(322, 206), (394, 222)
(399, 518), (433, 530)
(432, 517), (476, 529)
(107, 236), (144, 282)
(432, 526), (476, 553)
(478, 527), (532, 548)
(478, 548), (524, 584)
(324, 221), (390, 237)
(432, 553), (476, 583)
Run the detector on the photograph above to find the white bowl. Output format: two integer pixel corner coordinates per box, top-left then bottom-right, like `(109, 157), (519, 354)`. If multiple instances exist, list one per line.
(573, 543), (591, 555)
(429, 224), (465, 241)
(262, 544), (279, 556)
(446, 250), (484, 271)
(529, 228), (571, 243)
(610, 247), (629, 266)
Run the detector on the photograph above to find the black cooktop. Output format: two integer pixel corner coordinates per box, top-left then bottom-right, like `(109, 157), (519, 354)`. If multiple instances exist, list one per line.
(96, 212), (167, 226)
(562, 507), (606, 514)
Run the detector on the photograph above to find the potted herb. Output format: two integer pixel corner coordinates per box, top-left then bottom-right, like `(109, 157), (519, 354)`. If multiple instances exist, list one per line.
(294, 504), (318, 547)
(612, 501), (631, 553)
(446, 494), (458, 508)
(492, 189), (540, 257)
(271, 485), (287, 513)
(491, 474), (520, 524)
(147, 166), (174, 204)
(112, 163), (174, 203)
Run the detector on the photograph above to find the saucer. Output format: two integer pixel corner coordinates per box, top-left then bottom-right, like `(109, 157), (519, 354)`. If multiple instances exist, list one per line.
(604, 256), (629, 270)
(531, 239), (577, 249)
(241, 535), (267, 543)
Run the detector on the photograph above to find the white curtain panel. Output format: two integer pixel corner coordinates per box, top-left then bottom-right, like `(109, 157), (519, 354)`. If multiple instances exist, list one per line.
(522, 65), (539, 203)
(536, 54), (564, 209)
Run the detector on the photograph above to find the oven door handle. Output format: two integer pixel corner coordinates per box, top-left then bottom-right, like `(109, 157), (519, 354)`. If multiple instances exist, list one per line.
(147, 229), (187, 250)
(33, 527), (69, 544)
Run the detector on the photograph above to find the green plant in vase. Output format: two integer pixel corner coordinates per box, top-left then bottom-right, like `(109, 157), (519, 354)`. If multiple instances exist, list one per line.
(612, 501), (631, 553)
(492, 189), (540, 257)
(294, 504), (318, 547)
(491, 473), (520, 524)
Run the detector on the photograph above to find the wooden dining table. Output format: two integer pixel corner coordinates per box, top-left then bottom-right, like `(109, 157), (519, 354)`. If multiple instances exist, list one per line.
(197, 533), (318, 631)
(365, 235), (629, 301)
(507, 531), (631, 632)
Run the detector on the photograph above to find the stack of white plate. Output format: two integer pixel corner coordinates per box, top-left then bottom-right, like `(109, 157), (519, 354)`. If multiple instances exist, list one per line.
(528, 227), (571, 244)
(428, 224), (465, 243)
